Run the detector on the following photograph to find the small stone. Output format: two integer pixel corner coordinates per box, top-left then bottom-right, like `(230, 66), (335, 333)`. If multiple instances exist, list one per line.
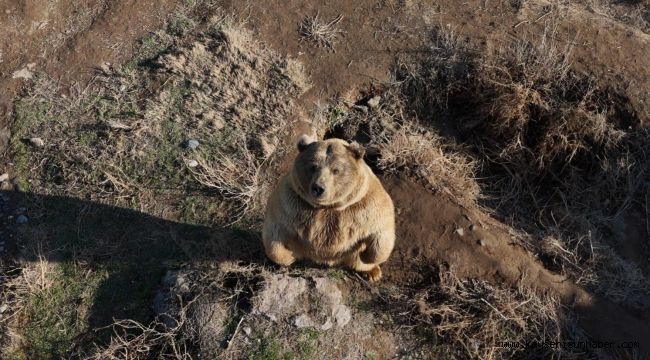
(185, 159), (199, 168)
(477, 239), (485, 246)
(106, 120), (131, 130)
(12, 67), (34, 80)
(292, 314), (315, 328)
(332, 304), (351, 327)
(28, 138), (45, 148)
(455, 228), (464, 236)
(469, 224), (476, 232)
(354, 105), (369, 113)
(367, 95), (381, 108)
(16, 215), (28, 224)
(321, 319), (333, 331)
(0, 173), (8, 182)
(0, 304), (7, 313)
(184, 139), (199, 150)
(100, 62), (112, 73)
(243, 326), (252, 336)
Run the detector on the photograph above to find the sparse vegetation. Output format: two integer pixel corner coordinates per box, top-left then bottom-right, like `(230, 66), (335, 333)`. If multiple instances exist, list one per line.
(2, 1), (649, 359)
(392, 25), (650, 307)
(299, 13), (344, 50)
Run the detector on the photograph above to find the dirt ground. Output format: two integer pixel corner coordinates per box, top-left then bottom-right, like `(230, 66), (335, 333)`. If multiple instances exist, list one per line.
(1, 0), (649, 358)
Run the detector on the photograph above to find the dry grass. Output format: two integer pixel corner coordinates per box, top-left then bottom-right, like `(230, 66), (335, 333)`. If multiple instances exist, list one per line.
(381, 266), (586, 360)
(395, 24), (650, 308)
(584, 0), (650, 33)
(375, 121), (480, 204)
(299, 13), (344, 50)
(322, 88), (480, 205)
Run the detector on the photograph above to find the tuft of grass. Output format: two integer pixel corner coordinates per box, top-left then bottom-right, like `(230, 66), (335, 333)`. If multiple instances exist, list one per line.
(299, 13), (344, 50)
(249, 336), (293, 360)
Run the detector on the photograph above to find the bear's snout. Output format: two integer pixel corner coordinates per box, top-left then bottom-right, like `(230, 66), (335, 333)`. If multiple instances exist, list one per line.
(311, 183), (325, 197)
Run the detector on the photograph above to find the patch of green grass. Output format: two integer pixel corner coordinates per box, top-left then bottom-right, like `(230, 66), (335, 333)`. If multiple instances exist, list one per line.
(297, 328), (320, 358)
(249, 336), (293, 360)
(126, 32), (173, 69)
(21, 262), (107, 359)
(11, 97), (53, 191)
(349, 293), (372, 311)
(328, 106), (347, 126)
(179, 195), (217, 225)
(168, 12), (196, 36)
(327, 269), (347, 280)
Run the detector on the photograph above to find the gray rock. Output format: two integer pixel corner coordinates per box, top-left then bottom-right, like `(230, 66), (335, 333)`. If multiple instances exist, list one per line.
(152, 291), (178, 329)
(162, 270), (191, 294)
(186, 298), (228, 358)
(293, 314), (316, 328)
(367, 95), (381, 109)
(332, 304), (352, 327)
(184, 139), (200, 150)
(320, 318), (334, 331)
(105, 120), (131, 130)
(243, 326), (252, 336)
(255, 274), (308, 320)
(28, 138), (45, 148)
(12, 66), (34, 80)
(185, 159), (199, 168)
(16, 215), (28, 224)
(0, 304), (7, 313)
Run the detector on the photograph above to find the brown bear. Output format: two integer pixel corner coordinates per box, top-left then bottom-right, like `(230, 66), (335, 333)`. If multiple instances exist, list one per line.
(262, 135), (396, 282)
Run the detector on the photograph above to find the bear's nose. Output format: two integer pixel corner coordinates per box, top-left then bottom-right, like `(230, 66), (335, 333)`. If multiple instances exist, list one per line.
(311, 184), (325, 197)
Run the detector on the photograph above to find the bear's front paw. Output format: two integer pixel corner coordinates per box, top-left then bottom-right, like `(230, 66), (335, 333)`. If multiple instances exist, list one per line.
(365, 265), (383, 283)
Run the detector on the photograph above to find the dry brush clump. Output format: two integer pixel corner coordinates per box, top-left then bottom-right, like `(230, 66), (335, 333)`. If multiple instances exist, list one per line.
(322, 90), (480, 205)
(383, 268), (588, 360)
(299, 13), (344, 50)
(395, 25), (650, 308)
(584, 0), (650, 33)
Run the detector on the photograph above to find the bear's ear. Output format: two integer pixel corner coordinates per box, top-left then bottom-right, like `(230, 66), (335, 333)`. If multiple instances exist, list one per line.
(347, 141), (365, 160)
(297, 134), (316, 152)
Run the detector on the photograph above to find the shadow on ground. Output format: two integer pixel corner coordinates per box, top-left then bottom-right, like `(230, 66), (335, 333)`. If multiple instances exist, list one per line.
(2, 190), (264, 341)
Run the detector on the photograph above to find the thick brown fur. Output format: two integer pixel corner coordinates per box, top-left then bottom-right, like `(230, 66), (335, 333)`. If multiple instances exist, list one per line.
(262, 136), (396, 282)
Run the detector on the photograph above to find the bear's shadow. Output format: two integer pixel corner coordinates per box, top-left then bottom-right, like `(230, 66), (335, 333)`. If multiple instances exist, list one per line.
(3, 190), (264, 342)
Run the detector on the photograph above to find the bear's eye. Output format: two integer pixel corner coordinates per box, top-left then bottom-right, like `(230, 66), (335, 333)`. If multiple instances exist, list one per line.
(309, 164), (318, 173)
(331, 167), (341, 175)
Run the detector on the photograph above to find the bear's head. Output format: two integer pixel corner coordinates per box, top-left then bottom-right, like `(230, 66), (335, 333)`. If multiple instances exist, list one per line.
(290, 135), (368, 208)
